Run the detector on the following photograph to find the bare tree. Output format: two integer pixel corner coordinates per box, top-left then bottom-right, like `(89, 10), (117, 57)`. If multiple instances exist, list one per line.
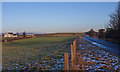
(108, 2), (120, 40)
(109, 2), (119, 29)
(23, 31), (26, 37)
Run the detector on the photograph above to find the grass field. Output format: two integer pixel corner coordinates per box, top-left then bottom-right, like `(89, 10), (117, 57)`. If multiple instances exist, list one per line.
(2, 36), (76, 70)
(2, 37), (12, 39)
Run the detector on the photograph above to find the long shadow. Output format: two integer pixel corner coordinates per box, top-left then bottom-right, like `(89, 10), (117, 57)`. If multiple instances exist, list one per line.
(83, 36), (120, 57)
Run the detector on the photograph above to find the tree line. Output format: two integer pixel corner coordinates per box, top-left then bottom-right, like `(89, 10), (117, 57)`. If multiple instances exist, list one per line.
(86, 2), (120, 43)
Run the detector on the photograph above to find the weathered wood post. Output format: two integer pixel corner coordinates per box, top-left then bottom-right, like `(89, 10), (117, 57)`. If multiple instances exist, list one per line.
(78, 52), (82, 66)
(70, 44), (74, 69)
(79, 36), (83, 39)
(82, 64), (84, 72)
(78, 51), (84, 71)
(73, 39), (77, 64)
(78, 51), (82, 64)
(64, 53), (69, 71)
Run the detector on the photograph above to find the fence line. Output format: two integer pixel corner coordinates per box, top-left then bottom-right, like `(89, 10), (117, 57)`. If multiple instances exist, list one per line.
(64, 53), (69, 72)
(64, 36), (84, 71)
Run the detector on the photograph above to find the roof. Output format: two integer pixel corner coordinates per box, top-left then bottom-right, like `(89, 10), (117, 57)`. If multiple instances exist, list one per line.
(13, 34), (17, 35)
(8, 32), (13, 34)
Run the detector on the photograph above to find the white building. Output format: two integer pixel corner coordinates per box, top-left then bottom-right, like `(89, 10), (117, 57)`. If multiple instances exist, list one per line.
(4, 32), (17, 37)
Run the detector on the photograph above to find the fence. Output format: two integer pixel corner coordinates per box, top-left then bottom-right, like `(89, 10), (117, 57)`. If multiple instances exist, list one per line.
(64, 36), (84, 71)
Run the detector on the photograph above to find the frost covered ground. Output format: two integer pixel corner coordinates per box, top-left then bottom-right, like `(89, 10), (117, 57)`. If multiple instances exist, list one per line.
(2, 36), (120, 71)
(77, 38), (120, 71)
(2, 36), (75, 71)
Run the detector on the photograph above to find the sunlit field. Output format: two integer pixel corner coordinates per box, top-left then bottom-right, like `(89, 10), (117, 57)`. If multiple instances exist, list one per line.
(2, 36), (76, 70)
(2, 2), (120, 71)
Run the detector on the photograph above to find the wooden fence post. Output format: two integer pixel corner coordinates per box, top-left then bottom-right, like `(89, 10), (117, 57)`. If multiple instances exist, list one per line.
(64, 53), (69, 71)
(71, 44), (74, 67)
(73, 40), (77, 64)
(78, 53), (83, 65)
(78, 51), (84, 71)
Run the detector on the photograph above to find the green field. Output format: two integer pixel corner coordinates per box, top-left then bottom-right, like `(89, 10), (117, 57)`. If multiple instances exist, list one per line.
(2, 37), (12, 39)
(2, 36), (76, 70)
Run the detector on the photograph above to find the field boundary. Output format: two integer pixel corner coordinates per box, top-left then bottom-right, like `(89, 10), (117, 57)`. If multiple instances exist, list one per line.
(64, 36), (85, 71)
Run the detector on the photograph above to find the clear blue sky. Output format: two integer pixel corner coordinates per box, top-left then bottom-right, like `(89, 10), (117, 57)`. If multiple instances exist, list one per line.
(2, 2), (117, 33)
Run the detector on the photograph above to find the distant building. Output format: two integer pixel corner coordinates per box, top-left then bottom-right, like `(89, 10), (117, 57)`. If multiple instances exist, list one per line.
(4, 32), (18, 37)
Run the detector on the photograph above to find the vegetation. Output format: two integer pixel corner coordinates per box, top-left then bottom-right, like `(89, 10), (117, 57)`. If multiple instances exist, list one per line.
(23, 31), (26, 37)
(86, 29), (96, 37)
(2, 37), (13, 39)
(2, 36), (76, 70)
(98, 29), (105, 39)
(44, 32), (83, 34)
(106, 2), (120, 42)
(43, 33), (84, 36)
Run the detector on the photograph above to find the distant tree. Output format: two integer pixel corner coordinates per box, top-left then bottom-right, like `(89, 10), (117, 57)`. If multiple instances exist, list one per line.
(98, 29), (105, 38)
(107, 1), (120, 40)
(87, 29), (95, 37)
(16, 33), (19, 36)
(105, 28), (112, 38)
(2, 33), (4, 37)
(72, 33), (75, 35)
(108, 2), (120, 30)
(23, 31), (26, 37)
